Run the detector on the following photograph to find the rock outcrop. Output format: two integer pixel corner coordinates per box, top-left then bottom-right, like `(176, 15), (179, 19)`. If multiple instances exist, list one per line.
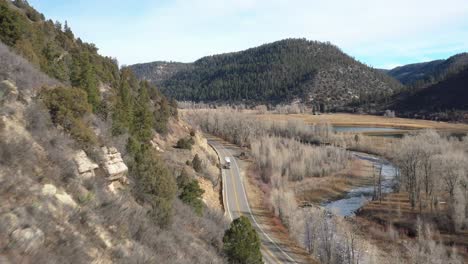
(101, 146), (128, 181)
(73, 150), (99, 180)
(10, 227), (45, 253)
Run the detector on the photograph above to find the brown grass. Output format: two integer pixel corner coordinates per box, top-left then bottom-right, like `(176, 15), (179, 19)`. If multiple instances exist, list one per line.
(255, 113), (468, 131)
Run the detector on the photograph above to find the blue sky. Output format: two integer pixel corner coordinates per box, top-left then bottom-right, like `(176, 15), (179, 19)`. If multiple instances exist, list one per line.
(29, 0), (468, 69)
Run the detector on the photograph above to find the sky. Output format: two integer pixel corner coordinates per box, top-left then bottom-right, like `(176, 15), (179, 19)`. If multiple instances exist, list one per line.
(29, 0), (468, 69)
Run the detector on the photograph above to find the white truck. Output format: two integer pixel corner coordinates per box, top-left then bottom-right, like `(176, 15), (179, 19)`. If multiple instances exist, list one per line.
(224, 157), (231, 169)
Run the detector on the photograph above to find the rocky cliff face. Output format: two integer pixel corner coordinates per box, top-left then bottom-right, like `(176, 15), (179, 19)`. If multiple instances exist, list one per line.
(0, 41), (226, 263)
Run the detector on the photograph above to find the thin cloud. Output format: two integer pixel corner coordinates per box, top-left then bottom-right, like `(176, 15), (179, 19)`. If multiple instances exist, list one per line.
(29, 0), (468, 67)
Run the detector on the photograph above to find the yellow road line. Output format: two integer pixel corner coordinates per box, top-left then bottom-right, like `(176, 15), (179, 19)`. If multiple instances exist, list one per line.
(219, 144), (282, 264)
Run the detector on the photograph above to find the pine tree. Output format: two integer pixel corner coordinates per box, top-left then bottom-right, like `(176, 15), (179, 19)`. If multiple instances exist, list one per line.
(133, 146), (177, 227)
(64, 20), (74, 39)
(223, 216), (263, 264)
(132, 82), (154, 143)
(112, 71), (134, 135)
(177, 169), (205, 215)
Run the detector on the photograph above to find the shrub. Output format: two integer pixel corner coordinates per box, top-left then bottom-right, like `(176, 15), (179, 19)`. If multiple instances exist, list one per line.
(41, 86), (97, 146)
(133, 146), (177, 227)
(177, 169), (205, 215)
(192, 154), (203, 173)
(176, 137), (194, 150)
(223, 216), (262, 264)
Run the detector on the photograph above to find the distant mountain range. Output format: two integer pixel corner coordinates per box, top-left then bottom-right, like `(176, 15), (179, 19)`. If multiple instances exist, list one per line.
(383, 53), (468, 121)
(130, 39), (402, 109)
(390, 66), (468, 121)
(385, 53), (468, 86)
(130, 40), (467, 122)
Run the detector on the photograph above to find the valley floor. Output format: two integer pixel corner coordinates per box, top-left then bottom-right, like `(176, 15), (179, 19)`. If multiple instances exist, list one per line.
(255, 113), (468, 131)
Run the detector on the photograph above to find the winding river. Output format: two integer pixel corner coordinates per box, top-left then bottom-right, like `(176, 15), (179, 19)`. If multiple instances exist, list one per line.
(322, 153), (398, 216)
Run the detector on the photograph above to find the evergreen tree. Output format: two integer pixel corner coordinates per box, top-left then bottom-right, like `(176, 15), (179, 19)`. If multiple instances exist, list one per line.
(64, 20), (74, 39)
(132, 82), (154, 143)
(112, 71), (134, 135)
(177, 169), (205, 215)
(133, 146), (177, 227)
(223, 216), (263, 264)
(0, 1), (26, 46)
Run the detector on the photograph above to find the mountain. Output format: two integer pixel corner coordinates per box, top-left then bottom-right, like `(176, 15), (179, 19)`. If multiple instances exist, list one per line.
(131, 39), (403, 108)
(386, 53), (468, 86)
(130, 61), (192, 85)
(392, 67), (468, 121)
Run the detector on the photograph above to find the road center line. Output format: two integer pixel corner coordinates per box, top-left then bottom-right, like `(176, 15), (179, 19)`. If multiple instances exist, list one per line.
(221, 144), (298, 263)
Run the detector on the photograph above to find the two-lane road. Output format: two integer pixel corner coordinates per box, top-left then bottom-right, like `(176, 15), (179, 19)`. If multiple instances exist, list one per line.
(209, 138), (311, 264)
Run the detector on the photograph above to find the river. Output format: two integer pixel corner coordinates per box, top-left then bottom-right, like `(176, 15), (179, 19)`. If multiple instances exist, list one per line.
(322, 153), (397, 216)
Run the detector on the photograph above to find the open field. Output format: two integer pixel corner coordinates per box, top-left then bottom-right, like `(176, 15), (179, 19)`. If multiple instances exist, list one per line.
(256, 113), (468, 131)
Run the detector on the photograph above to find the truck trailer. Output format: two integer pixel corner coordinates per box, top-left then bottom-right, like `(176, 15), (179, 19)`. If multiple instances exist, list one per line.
(224, 157), (231, 169)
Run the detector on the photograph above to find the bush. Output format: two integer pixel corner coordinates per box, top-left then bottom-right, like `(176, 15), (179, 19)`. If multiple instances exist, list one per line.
(133, 146), (177, 227)
(41, 86), (97, 146)
(177, 169), (205, 215)
(192, 154), (203, 173)
(223, 216), (262, 264)
(176, 137), (194, 150)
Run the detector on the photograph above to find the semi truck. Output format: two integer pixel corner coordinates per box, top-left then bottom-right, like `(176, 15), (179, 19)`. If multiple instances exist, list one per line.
(224, 157), (231, 169)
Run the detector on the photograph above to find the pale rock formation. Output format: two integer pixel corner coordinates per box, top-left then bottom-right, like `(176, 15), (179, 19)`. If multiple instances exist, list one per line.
(73, 150), (99, 180)
(107, 181), (124, 195)
(101, 146), (129, 194)
(41, 184), (57, 196)
(150, 140), (164, 152)
(55, 192), (78, 208)
(101, 146), (128, 180)
(10, 227), (45, 253)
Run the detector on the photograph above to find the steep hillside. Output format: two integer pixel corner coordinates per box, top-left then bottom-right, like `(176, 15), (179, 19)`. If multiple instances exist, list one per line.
(0, 1), (227, 263)
(392, 67), (468, 122)
(133, 39), (403, 108)
(387, 53), (468, 86)
(130, 61), (192, 85)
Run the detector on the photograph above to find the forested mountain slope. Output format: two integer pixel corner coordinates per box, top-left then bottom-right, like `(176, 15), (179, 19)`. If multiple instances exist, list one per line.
(132, 39), (403, 109)
(392, 67), (468, 121)
(130, 61), (192, 85)
(386, 53), (468, 87)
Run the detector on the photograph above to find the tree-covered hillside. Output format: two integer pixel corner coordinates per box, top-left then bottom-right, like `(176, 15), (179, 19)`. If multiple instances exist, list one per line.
(130, 61), (192, 85)
(387, 53), (468, 87)
(392, 67), (468, 122)
(133, 39), (403, 109)
(0, 0), (119, 110)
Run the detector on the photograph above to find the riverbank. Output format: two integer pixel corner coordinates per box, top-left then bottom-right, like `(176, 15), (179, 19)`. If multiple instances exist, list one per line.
(294, 152), (378, 205)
